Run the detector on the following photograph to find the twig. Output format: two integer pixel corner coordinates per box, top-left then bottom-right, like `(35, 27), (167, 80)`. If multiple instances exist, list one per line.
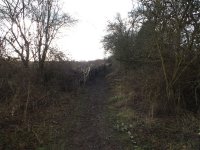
(24, 81), (30, 123)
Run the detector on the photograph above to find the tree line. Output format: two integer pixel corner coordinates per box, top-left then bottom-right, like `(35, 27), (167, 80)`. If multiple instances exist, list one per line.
(103, 0), (200, 113)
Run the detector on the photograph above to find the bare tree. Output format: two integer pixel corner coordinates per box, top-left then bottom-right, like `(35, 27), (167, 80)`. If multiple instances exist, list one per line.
(0, 37), (6, 58)
(31, 0), (76, 70)
(0, 0), (76, 69)
(0, 0), (32, 67)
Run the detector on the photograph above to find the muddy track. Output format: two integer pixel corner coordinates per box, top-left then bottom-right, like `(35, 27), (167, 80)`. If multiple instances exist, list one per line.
(65, 77), (123, 150)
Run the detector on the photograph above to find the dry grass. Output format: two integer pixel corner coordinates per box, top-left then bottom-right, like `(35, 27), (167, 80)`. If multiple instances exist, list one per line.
(0, 60), (83, 149)
(107, 68), (200, 149)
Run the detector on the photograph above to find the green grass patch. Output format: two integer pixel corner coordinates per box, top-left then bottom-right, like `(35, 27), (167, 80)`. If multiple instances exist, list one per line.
(110, 95), (126, 103)
(117, 108), (136, 120)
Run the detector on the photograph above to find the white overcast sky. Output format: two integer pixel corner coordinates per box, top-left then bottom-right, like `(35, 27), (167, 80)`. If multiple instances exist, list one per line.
(57, 0), (137, 61)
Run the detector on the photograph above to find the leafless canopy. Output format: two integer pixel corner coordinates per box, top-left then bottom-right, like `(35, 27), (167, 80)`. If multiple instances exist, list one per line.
(0, 0), (76, 69)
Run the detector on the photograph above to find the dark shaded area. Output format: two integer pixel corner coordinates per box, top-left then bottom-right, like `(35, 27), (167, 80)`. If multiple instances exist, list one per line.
(63, 77), (123, 150)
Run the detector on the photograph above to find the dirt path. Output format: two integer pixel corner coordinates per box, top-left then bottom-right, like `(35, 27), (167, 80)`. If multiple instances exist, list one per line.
(64, 77), (123, 150)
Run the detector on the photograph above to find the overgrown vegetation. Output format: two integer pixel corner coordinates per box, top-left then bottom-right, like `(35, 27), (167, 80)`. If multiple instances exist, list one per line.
(103, 0), (200, 149)
(0, 56), (110, 148)
(0, 0), (200, 149)
(0, 58), (81, 149)
(103, 0), (200, 114)
(106, 71), (200, 149)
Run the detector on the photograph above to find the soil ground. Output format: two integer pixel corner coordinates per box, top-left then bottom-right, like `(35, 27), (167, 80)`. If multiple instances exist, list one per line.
(61, 76), (124, 150)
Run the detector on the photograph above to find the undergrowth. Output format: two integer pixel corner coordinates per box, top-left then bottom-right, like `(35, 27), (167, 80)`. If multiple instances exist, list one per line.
(0, 60), (82, 149)
(107, 70), (200, 149)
